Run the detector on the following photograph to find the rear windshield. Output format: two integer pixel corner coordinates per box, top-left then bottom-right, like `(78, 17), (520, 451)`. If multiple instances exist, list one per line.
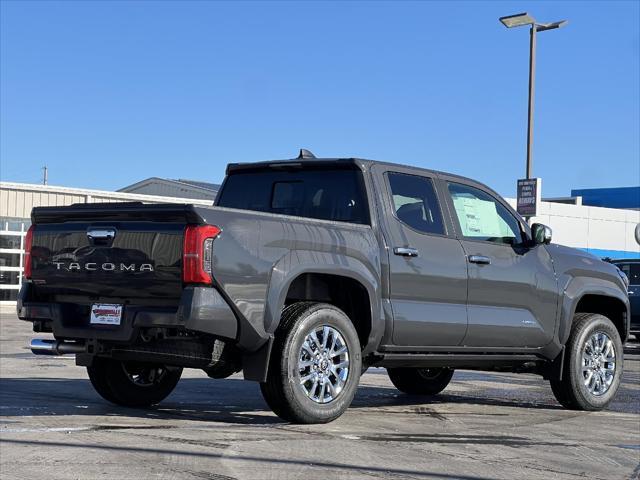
(616, 262), (640, 285)
(216, 167), (370, 225)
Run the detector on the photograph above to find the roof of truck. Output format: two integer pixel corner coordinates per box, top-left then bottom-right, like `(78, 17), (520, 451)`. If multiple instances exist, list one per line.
(225, 155), (477, 186)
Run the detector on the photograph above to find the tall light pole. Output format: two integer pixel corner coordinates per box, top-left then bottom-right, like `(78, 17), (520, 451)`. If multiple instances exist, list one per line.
(499, 13), (568, 180)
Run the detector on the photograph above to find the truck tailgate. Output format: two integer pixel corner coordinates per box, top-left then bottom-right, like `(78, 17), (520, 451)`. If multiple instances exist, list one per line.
(29, 203), (204, 301)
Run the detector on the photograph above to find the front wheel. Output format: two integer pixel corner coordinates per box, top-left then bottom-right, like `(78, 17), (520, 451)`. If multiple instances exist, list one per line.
(550, 313), (623, 411)
(387, 367), (454, 395)
(260, 302), (362, 424)
(87, 358), (182, 407)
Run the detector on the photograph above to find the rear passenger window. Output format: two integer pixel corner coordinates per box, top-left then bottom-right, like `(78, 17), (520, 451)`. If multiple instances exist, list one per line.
(387, 172), (445, 235)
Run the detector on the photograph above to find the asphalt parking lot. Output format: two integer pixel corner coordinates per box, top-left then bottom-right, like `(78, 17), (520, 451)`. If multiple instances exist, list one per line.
(1, 309), (638, 480)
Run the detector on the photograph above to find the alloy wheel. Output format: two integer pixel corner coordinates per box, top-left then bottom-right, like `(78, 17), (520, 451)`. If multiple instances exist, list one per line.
(582, 331), (616, 396)
(297, 325), (350, 404)
(121, 363), (168, 387)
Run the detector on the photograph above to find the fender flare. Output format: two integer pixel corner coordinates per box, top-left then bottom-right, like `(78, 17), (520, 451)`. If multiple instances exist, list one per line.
(558, 276), (630, 345)
(263, 250), (384, 355)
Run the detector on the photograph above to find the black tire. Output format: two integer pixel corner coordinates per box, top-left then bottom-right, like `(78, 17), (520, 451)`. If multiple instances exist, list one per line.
(260, 302), (362, 424)
(86, 358), (120, 404)
(550, 313), (623, 411)
(387, 367), (454, 395)
(87, 358), (182, 407)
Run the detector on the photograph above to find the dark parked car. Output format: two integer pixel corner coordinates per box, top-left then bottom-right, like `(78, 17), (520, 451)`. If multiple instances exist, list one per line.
(611, 259), (639, 338)
(18, 152), (630, 423)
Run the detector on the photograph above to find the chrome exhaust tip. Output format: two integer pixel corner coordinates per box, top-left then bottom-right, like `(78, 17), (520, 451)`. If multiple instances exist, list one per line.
(30, 338), (59, 355)
(29, 338), (85, 355)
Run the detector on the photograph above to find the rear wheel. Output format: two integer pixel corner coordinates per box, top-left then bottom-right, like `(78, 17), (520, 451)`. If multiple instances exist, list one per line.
(387, 367), (454, 395)
(87, 358), (182, 407)
(260, 302), (362, 424)
(550, 313), (623, 411)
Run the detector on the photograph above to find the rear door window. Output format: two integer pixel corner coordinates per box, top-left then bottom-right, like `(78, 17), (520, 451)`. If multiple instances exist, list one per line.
(386, 172), (445, 235)
(217, 167), (370, 225)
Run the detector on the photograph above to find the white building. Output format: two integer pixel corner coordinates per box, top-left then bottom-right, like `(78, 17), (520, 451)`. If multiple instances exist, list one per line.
(506, 198), (640, 259)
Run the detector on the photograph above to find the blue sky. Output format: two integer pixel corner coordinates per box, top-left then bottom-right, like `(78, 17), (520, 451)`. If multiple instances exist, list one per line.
(1, 1), (638, 198)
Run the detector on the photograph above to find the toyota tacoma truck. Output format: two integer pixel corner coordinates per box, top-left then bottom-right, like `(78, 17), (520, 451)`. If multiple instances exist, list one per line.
(18, 151), (630, 423)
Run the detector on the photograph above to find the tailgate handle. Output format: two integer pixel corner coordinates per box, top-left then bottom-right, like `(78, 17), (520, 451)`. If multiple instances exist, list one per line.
(87, 228), (116, 244)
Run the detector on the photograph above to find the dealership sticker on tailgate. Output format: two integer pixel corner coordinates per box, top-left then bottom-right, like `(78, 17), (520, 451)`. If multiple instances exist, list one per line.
(90, 304), (123, 325)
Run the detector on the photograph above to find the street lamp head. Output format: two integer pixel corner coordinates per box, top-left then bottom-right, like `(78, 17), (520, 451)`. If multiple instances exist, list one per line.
(499, 12), (536, 28)
(536, 20), (569, 32)
(500, 13), (569, 32)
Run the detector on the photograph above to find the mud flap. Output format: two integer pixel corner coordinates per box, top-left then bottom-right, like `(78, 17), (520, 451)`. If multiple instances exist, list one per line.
(557, 345), (566, 381)
(242, 335), (274, 382)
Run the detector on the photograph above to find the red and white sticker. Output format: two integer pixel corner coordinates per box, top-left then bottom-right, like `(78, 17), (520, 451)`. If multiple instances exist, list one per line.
(90, 304), (122, 325)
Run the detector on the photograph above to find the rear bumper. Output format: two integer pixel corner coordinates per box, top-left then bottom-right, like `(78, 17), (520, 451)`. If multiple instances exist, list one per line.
(17, 282), (239, 345)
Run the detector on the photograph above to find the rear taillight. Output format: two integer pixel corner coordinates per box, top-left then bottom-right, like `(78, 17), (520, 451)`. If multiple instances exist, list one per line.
(183, 224), (221, 284)
(24, 225), (35, 279)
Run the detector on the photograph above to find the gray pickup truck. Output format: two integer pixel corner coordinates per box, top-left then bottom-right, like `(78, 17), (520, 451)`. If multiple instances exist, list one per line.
(18, 151), (630, 423)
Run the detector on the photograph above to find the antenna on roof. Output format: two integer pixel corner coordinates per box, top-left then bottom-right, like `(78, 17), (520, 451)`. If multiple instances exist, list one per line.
(297, 149), (316, 159)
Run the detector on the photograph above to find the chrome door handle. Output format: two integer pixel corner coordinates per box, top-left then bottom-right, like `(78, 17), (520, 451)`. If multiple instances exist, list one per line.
(394, 247), (419, 257)
(468, 255), (491, 265)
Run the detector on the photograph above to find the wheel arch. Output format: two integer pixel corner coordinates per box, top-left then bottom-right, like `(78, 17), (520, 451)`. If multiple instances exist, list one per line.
(573, 295), (629, 343)
(242, 251), (383, 383)
(264, 251), (384, 356)
(560, 277), (630, 345)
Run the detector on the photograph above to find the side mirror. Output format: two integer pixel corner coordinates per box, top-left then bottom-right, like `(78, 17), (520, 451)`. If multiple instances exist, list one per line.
(531, 223), (552, 245)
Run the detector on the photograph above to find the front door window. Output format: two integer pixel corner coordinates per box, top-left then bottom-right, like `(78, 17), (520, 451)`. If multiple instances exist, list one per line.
(447, 182), (523, 245)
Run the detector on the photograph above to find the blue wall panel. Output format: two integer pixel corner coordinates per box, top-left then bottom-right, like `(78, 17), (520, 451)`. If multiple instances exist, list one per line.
(571, 187), (640, 209)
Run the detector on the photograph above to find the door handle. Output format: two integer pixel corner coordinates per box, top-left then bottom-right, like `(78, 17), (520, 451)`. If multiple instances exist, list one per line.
(394, 247), (419, 257)
(468, 255), (491, 265)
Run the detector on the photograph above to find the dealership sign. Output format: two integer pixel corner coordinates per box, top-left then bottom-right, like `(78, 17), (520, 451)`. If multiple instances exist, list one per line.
(517, 178), (541, 217)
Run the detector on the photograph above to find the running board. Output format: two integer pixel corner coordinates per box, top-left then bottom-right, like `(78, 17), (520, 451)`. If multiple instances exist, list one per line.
(373, 353), (542, 369)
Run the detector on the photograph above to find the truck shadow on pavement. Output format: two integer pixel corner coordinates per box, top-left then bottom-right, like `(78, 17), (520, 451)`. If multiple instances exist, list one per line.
(1, 376), (579, 480)
(0, 375), (571, 427)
